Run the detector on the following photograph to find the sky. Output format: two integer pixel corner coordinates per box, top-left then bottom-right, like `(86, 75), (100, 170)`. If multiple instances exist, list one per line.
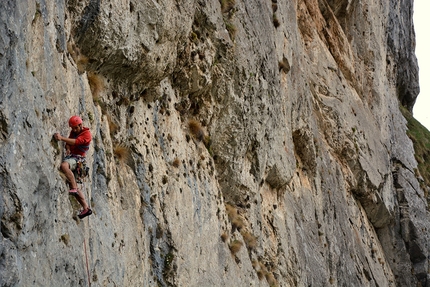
(413, 0), (430, 130)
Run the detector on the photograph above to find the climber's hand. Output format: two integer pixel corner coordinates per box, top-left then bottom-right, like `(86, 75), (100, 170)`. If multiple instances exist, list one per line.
(54, 133), (62, 141)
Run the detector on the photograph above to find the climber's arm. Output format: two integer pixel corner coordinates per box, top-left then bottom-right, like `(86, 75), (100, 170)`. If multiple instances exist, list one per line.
(54, 133), (76, 145)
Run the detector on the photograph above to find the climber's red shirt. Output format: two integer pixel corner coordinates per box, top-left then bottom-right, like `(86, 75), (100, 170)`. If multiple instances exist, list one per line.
(68, 127), (91, 156)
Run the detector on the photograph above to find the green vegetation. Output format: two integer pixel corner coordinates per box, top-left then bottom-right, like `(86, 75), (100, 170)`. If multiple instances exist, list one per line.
(172, 158), (181, 168)
(225, 203), (244, 231)
(203, 135), (213, 155)
(107, 114), (119, 135)
(400, 106), (430, 204)
(164, 252), (174, 270)
(113, 144), (131, 165)
(190, 31), (198, 43)
(60, 234), (70, 246)
(225, 20), (237, 40)
(220, 0), (235, 13)
(87, 72), (104, 101)
(219, 0), (236, 40)
(32, 3), (42, 25)
(188, 119), (205, 142)
(254, 261), (278, 286)
(229, 239), (243, 255)
(241, 231), (257, 250)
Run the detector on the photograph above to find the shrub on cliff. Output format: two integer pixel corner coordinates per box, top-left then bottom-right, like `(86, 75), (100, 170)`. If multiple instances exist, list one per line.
(400, 105), (430, 206)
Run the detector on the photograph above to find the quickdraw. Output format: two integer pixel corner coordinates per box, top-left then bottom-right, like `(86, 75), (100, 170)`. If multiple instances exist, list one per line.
(75, 157), (89, 184)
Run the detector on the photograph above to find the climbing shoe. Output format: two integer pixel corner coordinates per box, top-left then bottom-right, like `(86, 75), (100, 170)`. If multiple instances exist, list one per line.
(78, 208), (92, 219)
(69, 189), (79, 197)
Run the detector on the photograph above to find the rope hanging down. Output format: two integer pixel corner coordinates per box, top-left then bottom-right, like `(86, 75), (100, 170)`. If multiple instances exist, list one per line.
(84, 238), (91, 287)
(81, 180), (91, 287)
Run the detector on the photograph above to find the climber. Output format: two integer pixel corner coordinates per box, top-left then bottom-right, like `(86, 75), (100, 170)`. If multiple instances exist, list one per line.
(54, 115), (92, 219)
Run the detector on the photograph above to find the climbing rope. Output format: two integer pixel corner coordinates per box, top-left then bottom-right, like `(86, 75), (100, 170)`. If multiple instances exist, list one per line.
(83, 237), (91, 287)
(80, 180), (91, 287)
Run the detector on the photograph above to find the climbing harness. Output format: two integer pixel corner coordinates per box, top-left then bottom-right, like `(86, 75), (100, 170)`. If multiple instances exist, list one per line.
(65, 155), (90, 183)
(75, 157), (89, 184)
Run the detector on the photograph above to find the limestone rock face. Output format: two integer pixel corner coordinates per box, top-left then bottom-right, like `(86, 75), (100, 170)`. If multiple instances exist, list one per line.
(1, 0), (428, 286)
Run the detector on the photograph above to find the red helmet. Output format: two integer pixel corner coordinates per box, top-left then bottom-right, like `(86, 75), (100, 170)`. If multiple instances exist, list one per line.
(69, 115), (83, 127)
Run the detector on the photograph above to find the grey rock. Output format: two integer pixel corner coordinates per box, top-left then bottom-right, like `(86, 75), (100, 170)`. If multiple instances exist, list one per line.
(0, 0), (428, 286)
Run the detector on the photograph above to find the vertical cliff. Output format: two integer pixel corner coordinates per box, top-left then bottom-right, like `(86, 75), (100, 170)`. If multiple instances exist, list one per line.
(1, 0), (429, 286)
